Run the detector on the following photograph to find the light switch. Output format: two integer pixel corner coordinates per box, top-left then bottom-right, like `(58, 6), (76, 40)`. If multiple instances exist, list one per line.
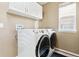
(0, 23), (4, 28)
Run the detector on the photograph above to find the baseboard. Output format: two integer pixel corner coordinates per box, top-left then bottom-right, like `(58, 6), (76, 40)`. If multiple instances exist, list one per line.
(54, 48), (79, 57)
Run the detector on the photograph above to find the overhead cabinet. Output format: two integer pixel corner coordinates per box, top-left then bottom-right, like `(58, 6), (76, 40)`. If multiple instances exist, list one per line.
(8, 2), (26, 17)
(26, 2), (42, 20)
(8, 2), (43, 20)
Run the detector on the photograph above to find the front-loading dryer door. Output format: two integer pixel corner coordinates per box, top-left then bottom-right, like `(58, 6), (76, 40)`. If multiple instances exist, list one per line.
(36, 35), (50, 57)
(50, 33), (57, 49)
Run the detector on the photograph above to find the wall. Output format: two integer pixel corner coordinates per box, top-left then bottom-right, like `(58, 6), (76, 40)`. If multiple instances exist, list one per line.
(0, 2), (35, 57)
(39, 2), (79, 54)
(39, 2), (58, 30)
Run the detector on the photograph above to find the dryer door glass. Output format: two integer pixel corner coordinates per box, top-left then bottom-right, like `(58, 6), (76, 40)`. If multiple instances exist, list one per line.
(50, 33), (57, 49)
(36, 35), (50, 57)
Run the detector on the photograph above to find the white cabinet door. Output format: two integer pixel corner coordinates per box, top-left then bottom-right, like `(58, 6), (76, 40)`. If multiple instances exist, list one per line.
(8, 2), (43, 20)
(8, 2), (26, 16)
(26, 2), (42, 20)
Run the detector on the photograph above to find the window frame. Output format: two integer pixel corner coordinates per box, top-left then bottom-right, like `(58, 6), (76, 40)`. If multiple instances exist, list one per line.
(58, 2), (76, 32)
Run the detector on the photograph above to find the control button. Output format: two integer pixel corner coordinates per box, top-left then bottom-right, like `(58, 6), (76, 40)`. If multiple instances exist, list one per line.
(41, 30), (44, 33)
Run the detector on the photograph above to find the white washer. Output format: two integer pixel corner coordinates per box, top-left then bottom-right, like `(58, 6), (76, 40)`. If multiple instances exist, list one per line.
(35, 29), (50, 57)
(17, 29), (36, 57)
(17, 29), (50, 57)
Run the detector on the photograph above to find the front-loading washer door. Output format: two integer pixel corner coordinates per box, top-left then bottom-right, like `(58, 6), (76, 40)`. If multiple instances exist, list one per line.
(36, 35), (50, 57)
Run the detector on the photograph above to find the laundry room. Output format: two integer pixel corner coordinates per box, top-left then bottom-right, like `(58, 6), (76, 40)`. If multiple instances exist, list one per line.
(0, 2), (79, 57)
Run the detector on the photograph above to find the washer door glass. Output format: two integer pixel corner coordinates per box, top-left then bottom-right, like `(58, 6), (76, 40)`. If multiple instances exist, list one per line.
(36, 35), (50, 57)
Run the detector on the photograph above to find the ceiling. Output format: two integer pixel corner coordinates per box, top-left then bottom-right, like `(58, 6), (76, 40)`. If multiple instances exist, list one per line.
(38, 2), (48, 5)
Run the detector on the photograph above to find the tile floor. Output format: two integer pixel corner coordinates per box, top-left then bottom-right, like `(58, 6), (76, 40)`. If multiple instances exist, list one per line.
(51, 52), (66, 57)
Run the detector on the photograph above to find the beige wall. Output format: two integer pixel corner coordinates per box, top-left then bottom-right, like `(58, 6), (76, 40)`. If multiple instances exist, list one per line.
(39, 2), (79, 54)
(39, 2), (58, 30)
(0, 3), (35, 57)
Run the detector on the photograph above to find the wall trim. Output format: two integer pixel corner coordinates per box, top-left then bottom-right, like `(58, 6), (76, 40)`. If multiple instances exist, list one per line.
(54, 48), (79, 57)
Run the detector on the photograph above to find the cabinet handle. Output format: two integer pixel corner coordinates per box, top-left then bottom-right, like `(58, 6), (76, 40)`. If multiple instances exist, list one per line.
(27, 8), (28, 12)
(25, 8), (28, 12)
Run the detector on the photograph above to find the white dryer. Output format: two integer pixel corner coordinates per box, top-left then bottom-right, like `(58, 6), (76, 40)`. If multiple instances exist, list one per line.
(47, 29), (57, 56)
(17, 29), (51, 57)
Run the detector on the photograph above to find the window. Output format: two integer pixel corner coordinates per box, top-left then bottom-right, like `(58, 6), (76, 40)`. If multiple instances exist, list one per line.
(59, 3), (76, 32)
